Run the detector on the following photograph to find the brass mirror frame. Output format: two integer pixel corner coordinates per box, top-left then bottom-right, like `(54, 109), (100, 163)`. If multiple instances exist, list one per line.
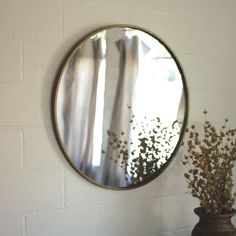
(51, 24), (189, 190)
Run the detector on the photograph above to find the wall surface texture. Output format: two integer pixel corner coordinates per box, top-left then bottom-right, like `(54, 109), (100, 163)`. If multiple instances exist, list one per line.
(0, 0), (236, 236)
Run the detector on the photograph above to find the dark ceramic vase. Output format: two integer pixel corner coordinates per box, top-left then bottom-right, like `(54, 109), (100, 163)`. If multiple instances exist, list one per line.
(192, 207), (236, 236)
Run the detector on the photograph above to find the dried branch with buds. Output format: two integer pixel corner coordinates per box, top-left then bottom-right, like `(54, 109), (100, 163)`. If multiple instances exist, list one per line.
(182, 109), (236, 214)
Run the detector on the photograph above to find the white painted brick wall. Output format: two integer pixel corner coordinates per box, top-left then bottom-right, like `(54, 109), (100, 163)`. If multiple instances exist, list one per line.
(0, 170), (64, 214)
(0, 215), (23, 236)
(0, 128), (23, 172)
(0, 0), (235, 235)
(0, 38), (21, 83)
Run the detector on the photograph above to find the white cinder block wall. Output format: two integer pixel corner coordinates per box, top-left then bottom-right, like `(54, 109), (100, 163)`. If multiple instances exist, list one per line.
(0, 0), (236, 236)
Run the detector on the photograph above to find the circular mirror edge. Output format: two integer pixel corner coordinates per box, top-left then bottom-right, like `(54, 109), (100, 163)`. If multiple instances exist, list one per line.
(50, 24), (189, 190)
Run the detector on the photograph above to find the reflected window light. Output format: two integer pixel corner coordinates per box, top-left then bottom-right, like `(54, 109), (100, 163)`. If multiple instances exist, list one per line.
(126, 47), (183, 174)
(91, 31), (107, 56)
(92, 34), (107, 166)
(133, 56), (182, 124)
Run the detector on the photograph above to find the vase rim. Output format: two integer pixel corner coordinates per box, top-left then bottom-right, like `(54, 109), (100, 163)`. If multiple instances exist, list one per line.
(194, 207), (236, 218)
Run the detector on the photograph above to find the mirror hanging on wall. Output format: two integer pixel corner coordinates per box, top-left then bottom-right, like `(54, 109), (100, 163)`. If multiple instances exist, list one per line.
(52, 25), (188, 189)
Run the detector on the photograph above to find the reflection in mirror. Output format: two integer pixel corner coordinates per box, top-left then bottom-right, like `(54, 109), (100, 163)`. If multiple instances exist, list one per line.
(54, 25), (188, 189)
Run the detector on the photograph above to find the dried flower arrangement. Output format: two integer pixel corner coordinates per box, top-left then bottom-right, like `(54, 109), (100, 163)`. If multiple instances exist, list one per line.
(182, 110), (236, 215)
(102, 115), (180, 185)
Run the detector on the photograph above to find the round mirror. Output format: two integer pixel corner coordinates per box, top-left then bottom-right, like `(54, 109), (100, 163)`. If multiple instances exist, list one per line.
(53, 25), (188, 189)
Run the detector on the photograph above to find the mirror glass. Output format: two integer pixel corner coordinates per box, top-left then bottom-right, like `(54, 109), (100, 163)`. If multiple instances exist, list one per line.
(53, 25), (188, 189)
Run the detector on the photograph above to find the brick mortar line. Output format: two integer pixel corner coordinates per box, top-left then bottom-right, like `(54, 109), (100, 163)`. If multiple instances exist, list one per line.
(20, 130), (24, 172)
(20, 40), (24, 82)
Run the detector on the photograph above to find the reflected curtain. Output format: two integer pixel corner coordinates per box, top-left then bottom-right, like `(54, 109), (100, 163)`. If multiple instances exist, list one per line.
(60, 35), (106, 178)
(101, 35), (150, 186)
